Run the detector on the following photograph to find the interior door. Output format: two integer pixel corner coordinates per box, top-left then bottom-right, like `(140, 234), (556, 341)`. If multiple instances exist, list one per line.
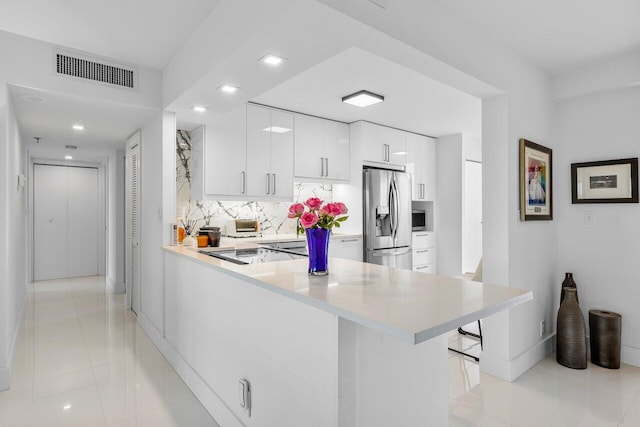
(67, 167), (99, 277)
(33, 164), (99, 281)
(33, 165), (68, 280)
(463, 160), (483, 273)
(126, 134), (141, 314)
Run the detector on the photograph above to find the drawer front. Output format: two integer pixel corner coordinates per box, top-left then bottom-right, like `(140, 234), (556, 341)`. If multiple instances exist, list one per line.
(412, 263), (436, 274)
(329, 237), (363, 261)
(412, 232), (435, 249)
(412, 248), (436, 266)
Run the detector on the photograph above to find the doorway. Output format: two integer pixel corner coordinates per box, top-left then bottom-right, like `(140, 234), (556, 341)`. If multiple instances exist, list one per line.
(463, 160), (483, 274)
(33, 164), (101, 280)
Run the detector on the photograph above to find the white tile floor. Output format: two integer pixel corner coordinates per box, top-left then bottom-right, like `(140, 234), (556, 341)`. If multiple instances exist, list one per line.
(447, 332), (640, 426)
(3, 276), (640, 427)
(0, 276), (219, 427)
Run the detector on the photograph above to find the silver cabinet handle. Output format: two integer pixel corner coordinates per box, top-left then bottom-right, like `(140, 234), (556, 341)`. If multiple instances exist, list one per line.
(382, 144), (387, 162)
(416, 265), (430, 270)
(272, 173), (276, 195)
(266, 173), (270, 195)
(416, 249), (430, 254)
(241, 171), (246, 194)
(339, 238), (358, 243)
(416, 233), (430, 237)
(421, 183), (424, 199)
(325, 158), (329, 177)
(320, 157), (324, 177)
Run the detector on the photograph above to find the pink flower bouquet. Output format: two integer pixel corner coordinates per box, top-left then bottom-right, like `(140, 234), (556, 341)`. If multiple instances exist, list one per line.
(288, 198), (349, 236)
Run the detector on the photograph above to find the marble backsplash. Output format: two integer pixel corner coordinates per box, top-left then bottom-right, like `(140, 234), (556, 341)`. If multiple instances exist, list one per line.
(176, 130), (332, 235)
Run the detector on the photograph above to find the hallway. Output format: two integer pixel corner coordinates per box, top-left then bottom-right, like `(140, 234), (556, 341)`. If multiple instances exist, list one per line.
(0, 276), (219, 426)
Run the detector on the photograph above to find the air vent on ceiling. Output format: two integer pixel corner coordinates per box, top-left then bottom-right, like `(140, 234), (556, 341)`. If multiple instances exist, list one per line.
(55, 50), (137, 90)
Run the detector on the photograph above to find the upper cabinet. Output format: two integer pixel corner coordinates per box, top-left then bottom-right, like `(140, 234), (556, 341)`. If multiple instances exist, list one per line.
(358, 121), (406, 165)
(201, 106), (248, 198)
(406, 132), (436, 201)
(192, 104), (293, 201)
(294, 114), (349, 181)
(246, 105), (294, 199)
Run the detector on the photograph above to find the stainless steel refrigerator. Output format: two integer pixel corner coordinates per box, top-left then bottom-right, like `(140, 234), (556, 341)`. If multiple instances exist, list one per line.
(363, 167), (413, 269)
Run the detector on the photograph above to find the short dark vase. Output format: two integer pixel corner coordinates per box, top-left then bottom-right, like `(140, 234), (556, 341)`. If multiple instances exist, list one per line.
(560, 272), (578, 305)
(556, 287), (587, 369)
(306, 227), (330, 276)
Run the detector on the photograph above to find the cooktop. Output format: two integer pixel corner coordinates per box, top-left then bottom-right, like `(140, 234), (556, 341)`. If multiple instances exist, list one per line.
(199, 247), (307, 265)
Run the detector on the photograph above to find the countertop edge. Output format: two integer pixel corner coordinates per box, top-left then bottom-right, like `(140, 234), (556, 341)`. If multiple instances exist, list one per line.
(162, 246), (532, 345)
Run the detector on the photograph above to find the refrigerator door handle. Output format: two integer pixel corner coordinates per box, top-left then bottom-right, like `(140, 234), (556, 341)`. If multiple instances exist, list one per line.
(370, 247), (412, 257)
(388, 177), (396, 240)
(391, 177), (400, 241)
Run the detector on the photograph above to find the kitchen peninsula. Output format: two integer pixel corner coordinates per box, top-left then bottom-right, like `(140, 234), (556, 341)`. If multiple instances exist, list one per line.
(158, 244), (531, 427)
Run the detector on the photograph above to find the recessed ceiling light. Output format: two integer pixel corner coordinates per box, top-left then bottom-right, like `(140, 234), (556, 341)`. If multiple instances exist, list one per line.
(342, 90), (384, 108)
(191, 106), (209, 113)
(259, 54), (287, 66)
(218, 84), (239, 94)
(72, 124), (84, 131)
(262, 126), (292, 134)
(65, 155), (73, 160)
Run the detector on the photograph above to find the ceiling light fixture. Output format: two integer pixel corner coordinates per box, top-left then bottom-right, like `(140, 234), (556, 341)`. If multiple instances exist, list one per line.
(342, 90), (384, 108)
(262, 126), (292, 134)
(218, 84), (239, 94)
(191, 106), (209, 113)
(65, 155), (73, 160)
(72, 124), (84, 131)
(259, 54), (287, 66)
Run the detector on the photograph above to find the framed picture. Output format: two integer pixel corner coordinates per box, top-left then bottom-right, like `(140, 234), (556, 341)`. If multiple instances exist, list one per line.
(571, 158), (638, 204)
(519, 139), (552, 221)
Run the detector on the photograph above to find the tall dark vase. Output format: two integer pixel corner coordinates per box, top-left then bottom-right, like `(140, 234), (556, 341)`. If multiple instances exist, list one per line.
(306, 227), (330, 276)
(556, 287), (587, 369)
(560, 272), (578, 305)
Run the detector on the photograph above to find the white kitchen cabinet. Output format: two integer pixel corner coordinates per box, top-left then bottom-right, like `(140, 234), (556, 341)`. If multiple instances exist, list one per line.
(294, 114), (349, 181)
(406, 132), (436, 201)
(246, 104), (294, 199)
(412, 231), (436, 273)
(359, 121), (406, 165)
(202, 106), (247, 197)
(329, 236), (362, 261)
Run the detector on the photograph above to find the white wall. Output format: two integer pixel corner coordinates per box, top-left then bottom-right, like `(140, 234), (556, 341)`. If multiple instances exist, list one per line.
(436, 134), (463, 277)
(555, 86), (640, 366)
(137, 111), (176, 334)
(0, 89), (28, 390)
(107, 150), (126, 293)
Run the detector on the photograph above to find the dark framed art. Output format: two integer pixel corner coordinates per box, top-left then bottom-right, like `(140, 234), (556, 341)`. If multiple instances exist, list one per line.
(571, 158), (638, 204)
(519, 138), (552, 221)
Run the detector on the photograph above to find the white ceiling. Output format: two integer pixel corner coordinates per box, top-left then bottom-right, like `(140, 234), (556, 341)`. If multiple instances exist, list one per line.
(253, 47), (480, 138)
(0, 0), (220, 69)
(9, 85), (158, 154)
(412, 0), (640, 74)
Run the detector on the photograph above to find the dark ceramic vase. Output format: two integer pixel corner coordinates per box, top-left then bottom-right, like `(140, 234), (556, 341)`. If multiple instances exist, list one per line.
(556, 287), (587, 369)
(560, 272), (578, 305)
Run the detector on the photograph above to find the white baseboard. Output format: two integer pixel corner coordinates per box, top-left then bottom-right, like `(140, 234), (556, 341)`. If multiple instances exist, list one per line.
(106, 276), (125, 294)
(0, 293), (27, 391)
(480, 333), (556, 382)
(620, 345), (640, 367)
(136, 312), (242, 427)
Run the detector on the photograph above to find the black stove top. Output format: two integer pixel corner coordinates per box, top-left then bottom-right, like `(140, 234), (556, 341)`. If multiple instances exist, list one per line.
(199, 247), (307, 265)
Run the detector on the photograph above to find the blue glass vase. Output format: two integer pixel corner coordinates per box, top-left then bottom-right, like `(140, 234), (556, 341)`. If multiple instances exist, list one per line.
(306, 227), (330, 276)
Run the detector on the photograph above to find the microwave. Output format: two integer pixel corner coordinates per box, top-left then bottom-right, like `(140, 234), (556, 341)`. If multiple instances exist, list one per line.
(412, 209), (427, 231)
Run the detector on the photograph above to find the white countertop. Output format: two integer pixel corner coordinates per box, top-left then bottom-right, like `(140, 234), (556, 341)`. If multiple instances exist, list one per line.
(163, 245), (532, 344)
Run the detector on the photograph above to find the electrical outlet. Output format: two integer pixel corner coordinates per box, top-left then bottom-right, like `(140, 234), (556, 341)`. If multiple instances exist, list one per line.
(539, 320), (545, 337)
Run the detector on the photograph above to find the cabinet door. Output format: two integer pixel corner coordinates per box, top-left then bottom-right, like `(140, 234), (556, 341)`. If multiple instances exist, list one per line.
(294, 114), (324, 179)
(361, 122), (405, 164)
(204, 106), (247, 196)
(405, 132), (425, 200)
(269, 109), (294, 199)
(422, 136), (436, 201)
(246, 105), (272, 197)
(329, 236), (362, 261)
(323, 120), (350, 181)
